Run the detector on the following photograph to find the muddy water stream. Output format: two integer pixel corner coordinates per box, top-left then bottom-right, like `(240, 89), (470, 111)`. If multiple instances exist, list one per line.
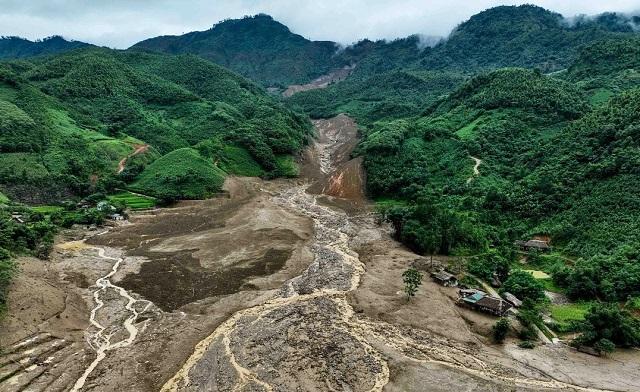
(71, 242), (152, 392)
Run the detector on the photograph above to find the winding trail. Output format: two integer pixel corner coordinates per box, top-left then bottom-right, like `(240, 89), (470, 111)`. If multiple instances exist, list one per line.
(466, 156), (482, 184)
(70, 242), (152, 392)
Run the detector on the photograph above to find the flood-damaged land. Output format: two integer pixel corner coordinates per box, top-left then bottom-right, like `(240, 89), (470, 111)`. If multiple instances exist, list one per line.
(1, 116), (639, 392)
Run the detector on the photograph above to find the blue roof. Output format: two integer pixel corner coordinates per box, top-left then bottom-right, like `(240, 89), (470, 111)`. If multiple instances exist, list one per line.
(463, 293), (485, 303)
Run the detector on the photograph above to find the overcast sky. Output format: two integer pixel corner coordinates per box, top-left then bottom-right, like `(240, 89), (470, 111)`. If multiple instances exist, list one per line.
(0, 0), (638, 48)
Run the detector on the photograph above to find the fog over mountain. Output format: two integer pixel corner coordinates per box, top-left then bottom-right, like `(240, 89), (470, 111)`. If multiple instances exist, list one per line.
(0, 0), (638, 48)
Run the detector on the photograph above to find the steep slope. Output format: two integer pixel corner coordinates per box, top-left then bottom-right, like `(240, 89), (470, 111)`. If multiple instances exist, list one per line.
(0, 36), (91, 59)
(361, 68), (589, 253)
(287, 6), (637, 124)
(132, 14), (339, 87)
(0, 62), (153, 203)
(0, 48), (311, 203)
(565, 37), (640, 105)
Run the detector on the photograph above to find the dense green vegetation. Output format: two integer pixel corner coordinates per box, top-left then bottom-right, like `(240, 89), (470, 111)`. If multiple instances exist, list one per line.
(419, 6), (638, 73)
(347, 40), (640, 350)
(288, 69), (466, 124)
(0, 36), (91, 59)
(0, 47), (311, 204)
(287, 5), (637, 125)
(132, 14), (340, 87)
(131, 148), (227, 200)
(573, 304), (640, 353)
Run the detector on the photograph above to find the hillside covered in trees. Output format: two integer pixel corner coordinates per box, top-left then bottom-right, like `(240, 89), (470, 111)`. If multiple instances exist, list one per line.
(0, 47), (311, 204)
(132, 14), (341, 87)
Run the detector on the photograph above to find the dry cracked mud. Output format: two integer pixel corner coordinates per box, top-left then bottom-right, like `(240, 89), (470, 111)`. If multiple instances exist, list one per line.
(1, 115), (639, 392)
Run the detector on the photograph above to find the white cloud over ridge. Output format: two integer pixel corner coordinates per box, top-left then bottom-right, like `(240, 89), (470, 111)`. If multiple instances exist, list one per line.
(0, 0), (638, 48)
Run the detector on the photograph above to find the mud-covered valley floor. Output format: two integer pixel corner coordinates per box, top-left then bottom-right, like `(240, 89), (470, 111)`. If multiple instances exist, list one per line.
(1, 115), (639, 392)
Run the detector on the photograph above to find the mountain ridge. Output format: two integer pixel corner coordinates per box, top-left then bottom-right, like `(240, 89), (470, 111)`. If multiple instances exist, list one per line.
(0, 35), (92, 59)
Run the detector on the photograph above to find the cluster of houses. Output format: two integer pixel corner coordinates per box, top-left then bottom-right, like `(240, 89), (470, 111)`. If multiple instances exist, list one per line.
(430, 269), (522, 317)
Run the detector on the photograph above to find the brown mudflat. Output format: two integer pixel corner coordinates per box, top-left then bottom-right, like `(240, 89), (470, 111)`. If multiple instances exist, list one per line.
(2, 115), (638, 392)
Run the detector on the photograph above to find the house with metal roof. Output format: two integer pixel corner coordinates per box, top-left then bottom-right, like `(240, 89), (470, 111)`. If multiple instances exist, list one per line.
(431, 270), (458, 287)
(457, 289), (512, 316)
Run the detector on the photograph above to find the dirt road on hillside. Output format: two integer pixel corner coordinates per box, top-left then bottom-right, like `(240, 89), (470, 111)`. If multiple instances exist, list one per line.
(1, 115), (638, 392)
(117, 144), (149, 174)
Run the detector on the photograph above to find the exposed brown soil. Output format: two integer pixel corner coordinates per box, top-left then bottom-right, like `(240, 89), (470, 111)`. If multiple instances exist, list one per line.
(282, 65), (354, 97)
(117, 144), (149, 174)
(304, 114), (366, 206)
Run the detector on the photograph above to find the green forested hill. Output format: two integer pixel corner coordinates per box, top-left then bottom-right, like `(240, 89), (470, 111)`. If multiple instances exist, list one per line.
(131, 14), (340, 87)
(0, 36), (91, 59)
(565, 37), (640, 105)
(420, 5), (637, 73)
(0, 47), (311, 203)
(286, 5), (637, 124)
(359, 53), (640, 310)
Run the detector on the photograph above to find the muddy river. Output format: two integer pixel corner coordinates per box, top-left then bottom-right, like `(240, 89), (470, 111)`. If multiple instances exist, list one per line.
(1, 115), (639, 391)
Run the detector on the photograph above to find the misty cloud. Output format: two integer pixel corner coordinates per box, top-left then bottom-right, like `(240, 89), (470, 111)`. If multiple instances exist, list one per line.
(0, 0), (638, 48)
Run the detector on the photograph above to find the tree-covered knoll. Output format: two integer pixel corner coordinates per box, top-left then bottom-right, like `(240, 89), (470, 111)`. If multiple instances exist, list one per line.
(130, 148), (227, 200)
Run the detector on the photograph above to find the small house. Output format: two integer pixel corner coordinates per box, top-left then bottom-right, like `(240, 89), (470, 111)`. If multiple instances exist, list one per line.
(457, 289), (512, 316)
(107, 213), (125, 221)
(515, 239), (551, 252)
(502, 292), (523, 308)
(10, 213), (25, 224)
(431, 270), (458, 287)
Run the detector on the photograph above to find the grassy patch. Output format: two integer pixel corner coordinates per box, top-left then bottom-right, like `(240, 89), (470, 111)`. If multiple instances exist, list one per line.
(108, 191), (156, 210)
(31, 205), (64, 214)
(455, 116), (483, 139)
(539, 278), (564, 293)
(0, 192), (8, 204)
(588, 88), (614, 106)
(550, 302), (591, 325)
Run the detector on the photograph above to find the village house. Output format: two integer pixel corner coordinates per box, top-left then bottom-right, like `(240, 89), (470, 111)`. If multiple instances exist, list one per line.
(457, 289), (512, 316)
(515, 239), (551, 252)
(431, 270), (458, 287)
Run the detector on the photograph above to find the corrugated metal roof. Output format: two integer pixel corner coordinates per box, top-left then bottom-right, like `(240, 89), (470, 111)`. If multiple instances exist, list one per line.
(463, 292), (485, 303)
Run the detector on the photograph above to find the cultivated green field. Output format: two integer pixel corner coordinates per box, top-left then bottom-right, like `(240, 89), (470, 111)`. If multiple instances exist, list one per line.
(30, 205), (64, 213)
(108, 191), (157, 210)
(550, 302), (591, 326)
